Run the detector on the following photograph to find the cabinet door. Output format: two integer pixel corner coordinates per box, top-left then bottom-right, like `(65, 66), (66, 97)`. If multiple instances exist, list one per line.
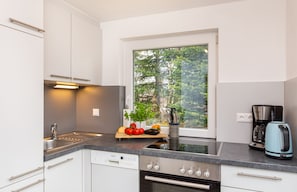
(44, 151), (83, 192)
(72, 13), (101, 85)
(0, 0), (43, 36)
(82, 150), (92, 192)
(221, 165), (297, 192)
(0, 26), (43, 188)
(44, 0), (72, 81)
(221, 186), (258, 192)
(0, 174), (44, 192)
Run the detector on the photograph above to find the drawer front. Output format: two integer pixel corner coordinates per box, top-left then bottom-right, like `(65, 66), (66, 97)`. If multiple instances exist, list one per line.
(221, 186), (258, 192)
(221, 165), (297, 192)
(0, 174), (44, 192)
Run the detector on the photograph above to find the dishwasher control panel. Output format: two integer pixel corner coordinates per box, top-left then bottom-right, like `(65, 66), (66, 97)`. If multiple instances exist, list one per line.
(91, 150), (139, 170)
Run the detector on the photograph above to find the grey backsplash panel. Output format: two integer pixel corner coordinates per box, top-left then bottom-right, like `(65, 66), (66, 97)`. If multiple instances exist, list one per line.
(217, 82), (284, 144)
(76, 86), (125, 134)
(44, 85), (77, 137)
(285, 77), (297, 151)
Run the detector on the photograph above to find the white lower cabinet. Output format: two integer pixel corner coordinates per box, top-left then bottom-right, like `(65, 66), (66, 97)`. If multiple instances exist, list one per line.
(221, 165), (297, 192)
(0, 174), (44, 192)
(221, 186), (258, 192)
(82, 150), (92, 192)
(44, 151), (83, 192)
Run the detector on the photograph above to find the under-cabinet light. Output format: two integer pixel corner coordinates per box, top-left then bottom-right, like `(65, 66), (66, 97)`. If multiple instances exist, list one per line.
(53, 82), (79, 89)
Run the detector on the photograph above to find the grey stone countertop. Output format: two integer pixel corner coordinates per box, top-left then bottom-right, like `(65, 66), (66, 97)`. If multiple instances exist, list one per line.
(44, 134), (297, 173)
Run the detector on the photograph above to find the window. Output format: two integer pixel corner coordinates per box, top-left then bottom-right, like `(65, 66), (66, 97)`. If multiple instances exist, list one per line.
(123, 31), (217, 138)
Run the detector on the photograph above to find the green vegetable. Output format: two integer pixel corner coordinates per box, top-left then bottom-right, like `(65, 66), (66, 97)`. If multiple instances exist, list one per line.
(124, 102), (155, 122)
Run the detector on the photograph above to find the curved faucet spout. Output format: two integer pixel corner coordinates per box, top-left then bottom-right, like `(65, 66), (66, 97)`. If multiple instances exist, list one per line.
(50, 123), (58, 140)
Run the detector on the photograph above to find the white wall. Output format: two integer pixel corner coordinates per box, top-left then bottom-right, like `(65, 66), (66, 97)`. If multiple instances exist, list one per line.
(217, 82), (284, 143)
(285, 0), (297, 152)
(100, 0), (286, 85)
(100, 0), (287, 143)
(287, 0), (297, 80)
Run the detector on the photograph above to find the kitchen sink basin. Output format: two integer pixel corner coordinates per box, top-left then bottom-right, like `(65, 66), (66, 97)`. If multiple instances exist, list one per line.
(44, 139), (78, 152)
(58, 132), (102, 141)
(44, 131), (103, 152)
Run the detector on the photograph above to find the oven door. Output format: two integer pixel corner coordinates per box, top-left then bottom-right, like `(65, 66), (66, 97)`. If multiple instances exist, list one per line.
(140, 171), (220, 192)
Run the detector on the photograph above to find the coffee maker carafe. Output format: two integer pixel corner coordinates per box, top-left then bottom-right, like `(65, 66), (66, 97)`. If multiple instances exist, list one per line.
(249, 105), (283, 150)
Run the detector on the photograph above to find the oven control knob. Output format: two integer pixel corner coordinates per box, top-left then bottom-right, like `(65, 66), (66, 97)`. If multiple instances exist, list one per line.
(147, 163), (153, 170)
(153, 164), (160, 171)
(187, 169), (194, 175)
(180, 167), (186, 174)
(195, 169), (202, 177)
(204, 169), (210, 178)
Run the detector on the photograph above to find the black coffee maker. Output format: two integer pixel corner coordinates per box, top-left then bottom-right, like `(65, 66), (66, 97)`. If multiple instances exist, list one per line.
(249, 105), (283, 150)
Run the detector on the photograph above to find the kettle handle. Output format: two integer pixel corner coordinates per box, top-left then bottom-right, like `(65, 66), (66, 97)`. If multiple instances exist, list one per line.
(278, 125), (290, 152)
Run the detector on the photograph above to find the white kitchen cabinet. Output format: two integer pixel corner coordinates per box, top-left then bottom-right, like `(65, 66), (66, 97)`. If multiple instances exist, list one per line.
(221, 186), (258, 192)
(82, 150), (92, 192)
(0, 0), (44, 37)
(44, 151), (83, 192)
(221, 165), (297, 192)
(44, 0), (71, 81)
(44, 0), (101, 85)
(71, 13), (100, 84)
(0, 24), (44, 188)
(0, 174), (44, 192)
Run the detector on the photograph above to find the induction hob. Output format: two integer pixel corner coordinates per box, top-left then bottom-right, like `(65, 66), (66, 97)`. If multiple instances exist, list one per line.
(145, 137), (222, 156)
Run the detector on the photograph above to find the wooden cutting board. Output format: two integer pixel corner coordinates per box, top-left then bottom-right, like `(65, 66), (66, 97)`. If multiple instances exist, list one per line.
(115, 132), (168, 139)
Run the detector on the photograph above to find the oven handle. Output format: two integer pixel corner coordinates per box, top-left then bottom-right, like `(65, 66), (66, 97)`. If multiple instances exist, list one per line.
(144, 175), (211, 190)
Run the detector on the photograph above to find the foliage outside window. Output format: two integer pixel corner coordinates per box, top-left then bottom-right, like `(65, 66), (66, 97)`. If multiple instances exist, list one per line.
(133, 45), (208, 129)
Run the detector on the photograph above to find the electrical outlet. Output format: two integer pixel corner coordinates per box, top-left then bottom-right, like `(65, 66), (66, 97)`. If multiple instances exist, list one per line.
(93, 108), (100, 117)
(236, 113), (252, 123)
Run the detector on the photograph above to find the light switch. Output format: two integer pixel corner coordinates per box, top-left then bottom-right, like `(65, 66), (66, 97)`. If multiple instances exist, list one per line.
(93, 108), (100, 117)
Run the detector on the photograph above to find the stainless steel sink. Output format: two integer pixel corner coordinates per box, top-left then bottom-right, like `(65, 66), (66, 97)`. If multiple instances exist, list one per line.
(44, 132), (102, 152)
(58, 132), (102, 141)
(44, 139), (78, 151)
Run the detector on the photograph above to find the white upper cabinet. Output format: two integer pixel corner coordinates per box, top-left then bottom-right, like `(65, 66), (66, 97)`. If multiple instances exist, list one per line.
(0, 0), (44, 36)
(44, 0), (101, 85)
(72, 13), (100, 84)
(44, 0), (72, 80)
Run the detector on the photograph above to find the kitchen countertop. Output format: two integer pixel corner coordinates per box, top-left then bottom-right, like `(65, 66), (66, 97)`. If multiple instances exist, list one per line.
(44, 133), (297, 173)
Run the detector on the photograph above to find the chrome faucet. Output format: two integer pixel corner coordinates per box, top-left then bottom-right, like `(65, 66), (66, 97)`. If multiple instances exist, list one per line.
(50, 123), (58, 140)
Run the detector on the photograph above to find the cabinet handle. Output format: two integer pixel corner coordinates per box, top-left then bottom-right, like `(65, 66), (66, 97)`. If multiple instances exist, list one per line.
(73, 77), (91, 82)
(237, 172), (282, 181)
(11, 179), (44, 192)
(47, 158), (74, 170)
(50, 74), (72, 80)
(9, 18), (45, 33)
(108, 160), (119, 164)
(9, 167), (43, 181)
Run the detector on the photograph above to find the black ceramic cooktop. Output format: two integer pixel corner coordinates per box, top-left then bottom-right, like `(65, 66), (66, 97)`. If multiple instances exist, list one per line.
(145, 137), (222, 156)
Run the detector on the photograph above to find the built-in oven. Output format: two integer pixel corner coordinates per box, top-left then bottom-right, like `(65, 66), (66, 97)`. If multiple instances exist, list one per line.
(140, 155), (220, 192)
(140, 137), (222, 192)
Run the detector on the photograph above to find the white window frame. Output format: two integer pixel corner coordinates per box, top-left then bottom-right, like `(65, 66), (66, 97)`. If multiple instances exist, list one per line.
(121, 30), (218, 138)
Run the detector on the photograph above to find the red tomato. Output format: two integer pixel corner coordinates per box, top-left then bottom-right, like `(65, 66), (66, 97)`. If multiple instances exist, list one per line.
(132, 128), (140, 135)
(125, 128), (133, 135)
(130, 123), (137, 129)
(138, 128), (144, 135)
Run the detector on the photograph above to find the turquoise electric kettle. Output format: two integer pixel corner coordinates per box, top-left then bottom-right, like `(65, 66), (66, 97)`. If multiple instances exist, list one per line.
(265, 121), (293, 159)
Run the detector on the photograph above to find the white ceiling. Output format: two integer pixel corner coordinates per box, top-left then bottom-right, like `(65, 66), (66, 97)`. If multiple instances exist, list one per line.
(65, 0), (242, 22)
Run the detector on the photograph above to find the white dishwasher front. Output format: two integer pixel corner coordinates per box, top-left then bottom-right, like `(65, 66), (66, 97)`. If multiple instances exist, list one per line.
(91, 150), (139, 192)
